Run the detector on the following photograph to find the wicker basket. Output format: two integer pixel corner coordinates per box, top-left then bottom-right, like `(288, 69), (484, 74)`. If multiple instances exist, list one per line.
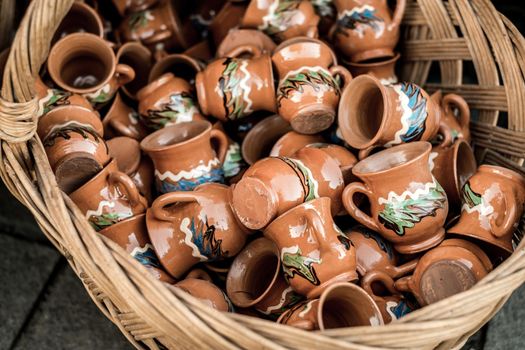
(2, 0), (525, 349)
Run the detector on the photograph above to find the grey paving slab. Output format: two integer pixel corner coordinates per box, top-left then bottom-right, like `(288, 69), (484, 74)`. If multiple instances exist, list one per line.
(13, 263), (132, 350)
(0, 234), (60, 350)
(484, 284), (525, 350)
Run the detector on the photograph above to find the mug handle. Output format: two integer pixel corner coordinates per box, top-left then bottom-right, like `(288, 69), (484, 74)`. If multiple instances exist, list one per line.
(152, 192), (200, 222)
(210, 129), (229, 164)
(358, 145), (379, 160)
(115, 63), (136, 86)
(342, 182), (380, 231)
(393, 275), (414, 294)
(392, 0), (407, 28)
(110, 119), (139, 140)
(443, 93), (470, 132)
(224, 44), (262, 58)
(306, 26), (319, 39)
(329, 65), (352, 91)
(490, 192), (519, 238)
(390, 258), (418, 278)
(437, 122), (454, 148)
(108, 171), (147, 213)
(361, 270), (398, 297)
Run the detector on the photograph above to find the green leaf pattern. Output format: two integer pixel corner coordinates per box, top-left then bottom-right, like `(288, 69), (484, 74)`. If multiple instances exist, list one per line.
(282, 247), (321, 285)
(259, 0), (303, 39)
(277, 67), (340, 107)
(144, 92), (200, 130)
(219, 58), (252, 120)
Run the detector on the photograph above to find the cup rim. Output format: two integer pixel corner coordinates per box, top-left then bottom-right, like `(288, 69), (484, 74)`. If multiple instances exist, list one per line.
(344, 52), (401, 68)
(69, 158), (116, 198)
(478, 164), (525, 187)
(140, 120), (211, 153)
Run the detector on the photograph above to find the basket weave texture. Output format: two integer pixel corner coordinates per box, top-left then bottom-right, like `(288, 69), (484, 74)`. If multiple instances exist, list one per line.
(1, 0), (525, 349)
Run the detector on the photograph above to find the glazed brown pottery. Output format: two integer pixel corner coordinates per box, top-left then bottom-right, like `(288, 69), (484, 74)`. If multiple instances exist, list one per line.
(344, 53), (400, 85)
(196, 54), (276, 121)
(269, 131), (324, 157)
(112, 0), (159, 16)
(311, 0), (337, 35)
(394, 242), (492, 306)
(263, 197), (357, 298)
(137, 73), (204, 131)
(232, 147), (345, 230)
(241, 0), (319, 42)
(343, 142), (448, 254)
(338, 75), (441, 159)
(448, 165), (525, 256)
(213, 122), (246, 181)
(149, 53), (204, 84)
(439, 239), (493, 272)
(100, 213), (175, 283)
(103, 93), (149, 140)
(226, 237), (303, 315)
(70, 159), (148, 231)
(361, 270), (411, 323)
(241, 114), (292, 165)
(52, 1), (104, 44)
(146, 183), (248, 279)
(332, 0), (406, 62)
(48, 33), (135, 108)
(277, 282), (383, 330)
(140, 121), (228, 193)
(304, 143), (358, 185)
(216, 29), (276, 58)
(432, 90), (471, 144)
(116, 42), (153, 100)
(208, 2), (247, 47)
(429, 140), (477, 212)
(174, 278), (234, 312)
(183, 40), (213, 62)
(35, 78), (94, 119)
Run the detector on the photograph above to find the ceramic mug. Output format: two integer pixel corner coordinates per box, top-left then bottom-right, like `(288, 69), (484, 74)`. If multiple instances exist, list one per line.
(47, 33), (135, 108)
(100, 213), (175, 283)
(343, 142), (448, 254)
(213, 122), (247, 182)
(277, 282), (383, 330)
(208, 2), (248, 47)
(264, 197), (357, 298)
(269, 131), (324, 158)
(146, 183), (248, 279)
(137, 73), (204, 131)
(216, 29), (276, 58)
(52, 1), (104, 44)
(35, 78), (95, 119)
(231, 147), (345, 230)
(226, 237), (303, 316)
(140, 121), (229, 193)
(241, 0), (319, 42)
(196, 53), (276, 121)
(448, 165), (525, 256)
(103, 93), (149, 141)
(116, 42), (153, 100)
(70, 159), (148, 231)
(174, 278), (234, 312)
(112, 0), (159, 16)
(344, 52), (400, 85)
(432, 91), (471, 144)
(338, 75), (441, 159)
(149, 53), (204, 84)
(304, 143), (358, 185)
(331, 0), (406, 62)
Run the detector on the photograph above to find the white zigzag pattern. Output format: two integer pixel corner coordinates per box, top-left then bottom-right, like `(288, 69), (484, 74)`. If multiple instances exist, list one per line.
(384, 84), (412, 147)
(155, 158), (220, 182)
(179, 217), (208, 261)
(378, 179), (438, 206)
(238, 60), (254, 115)
(261, 286), (294, 315)
(85, 200), (115, 219)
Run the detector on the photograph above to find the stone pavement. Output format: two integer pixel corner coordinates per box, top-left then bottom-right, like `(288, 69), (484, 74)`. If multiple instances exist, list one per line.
(1, 181), (524, 349)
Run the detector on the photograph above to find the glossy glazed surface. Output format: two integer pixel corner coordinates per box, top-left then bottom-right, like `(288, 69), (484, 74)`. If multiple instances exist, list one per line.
(116, 42), (153, 100)
(433, 91), (471, 144)
(344, 53), (400, 84)
(269, 131), (324, 157)
(216, 29), (276, 58)
(103, 93), (148, 140)
(175, 278), (234, 312)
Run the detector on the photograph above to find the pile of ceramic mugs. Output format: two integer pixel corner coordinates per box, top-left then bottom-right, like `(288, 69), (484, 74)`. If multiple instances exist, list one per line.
(35, 0), (525, 330)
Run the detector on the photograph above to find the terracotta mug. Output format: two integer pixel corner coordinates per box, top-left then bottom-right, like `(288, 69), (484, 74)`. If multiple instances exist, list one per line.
(35, 78), (94, 119)
(432, 91), (471, 144)
(394, 241), (492, 306)
(52, 1), (104, 44)
(149, 53), (204, 85)
(311, 0), (337, 36)
(116, 42), (153, 100)
(331, 0), (406, 62)
(344, 52), (400, 85)
(47, 33), (135, 108)
(107, 136), (154, 204)
(264, 197), (357, 298)
(213, 122), (247, 182)
(269, 131), (324, 158)
(241, 0), (319, 42)
(216, 29), (276, 58)
(137, 73), (204, 131)
(226, 237), (303, 316)
(146, 183), (248, 279)
(140, 121), (228, 193)
(338, 75), (441, 159)
(304, 143), (358, 185)
(174, 278), (234, 312)
(232, 147), (345, 230)
(183, 40), (213, 62)
(103, 93), (149, 140)
(196, 53), (276, 121)
(343, 142), (448, 254)
(112, 0), (159, 16)
(429, 140), (477, 212)
(277, 282), (383, 330)
(100, 213), (175, 283)
(70, 159), (148, 231)
(361, 270), (412, 323)
(208, 2), (248, 47)
(448, 165), (525, 256)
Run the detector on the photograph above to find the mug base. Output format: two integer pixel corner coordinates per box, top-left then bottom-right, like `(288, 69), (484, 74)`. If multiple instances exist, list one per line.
(231, 177), (278, 230)
(306, 270), (359, 299)
(290, 106), (335, 135)
(55, 153), (105, 194)
(394, 227), (445, 255)
(350, 49), (396, 64)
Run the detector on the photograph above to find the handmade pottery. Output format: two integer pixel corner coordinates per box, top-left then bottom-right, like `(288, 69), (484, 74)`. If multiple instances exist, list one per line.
(304, 143), (358, 185)
(429, 140), (477, 212)
(175, 278), (234, 312)
(394, 242), (492, 306)
(241, 114), (292, 165)
(269, 131), (324, 157)
(226, 238), (303, 315)
(277, 282), (383, 330)
(149, 53), (204, 84)
(146, 183), (248, 279)
(70, 159), (148, 231)
(116, 42), (153, 100)
(183, 40), (213, 62)
(103, 93), (149, 140)
(216, 29), (276, 58)
(448, 165), (525, 256)
(47, 33), (135, 108)
(241, 0), (319, 42)
(439, 239), (494, 272)
(208, 2), (248, 47)
(432, 91), (471, 144)
(344, 53), (400, 85)
(311, 0), (337, 35)
(338, 75), (441, 159)
(140, 121), (228, 193)
(343, 142), (448, 254)
(361, 270), (412, 323)
(35, 78), (94, 119)
(232, 147), (345, 230)
(112, 0), (159, 16)
(52, 1), (104, 44)
(100, 213), (175, 283)
(213, 122), (247, 182)
(195, 54), (276, 121)
(137, 73), (204, 131)
(263, 197), (357, 298)
(331, 0), (406, 62)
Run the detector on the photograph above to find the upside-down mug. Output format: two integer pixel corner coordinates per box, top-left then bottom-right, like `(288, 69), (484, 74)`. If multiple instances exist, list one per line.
(103, 93), (149, 141)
